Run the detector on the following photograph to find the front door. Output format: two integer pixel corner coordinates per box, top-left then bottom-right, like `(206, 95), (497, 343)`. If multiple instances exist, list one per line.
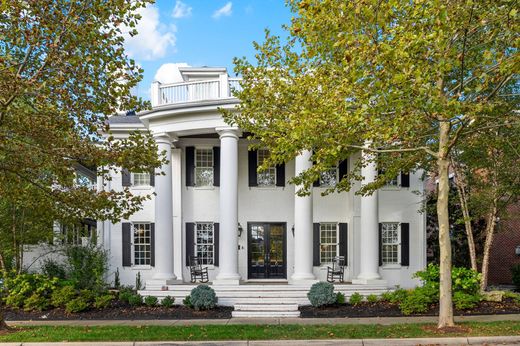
(248, 223), (287, 279)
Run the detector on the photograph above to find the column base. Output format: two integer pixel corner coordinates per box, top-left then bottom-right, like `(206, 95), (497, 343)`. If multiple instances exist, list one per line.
(213, 272), (241, 286)
(352, 278), (387, 285)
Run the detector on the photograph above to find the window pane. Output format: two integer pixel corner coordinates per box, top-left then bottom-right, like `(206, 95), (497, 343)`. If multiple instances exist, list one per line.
(195, 149), (214, 186)
(319, 223), (338, 264)
(133, 173), (150, 186)
(257, 149), (276, 186)
(382, 223), (399, 264)
(133, 223), (151, 265)
(195, 223), (214, 265)
(320, 168), (337, 187)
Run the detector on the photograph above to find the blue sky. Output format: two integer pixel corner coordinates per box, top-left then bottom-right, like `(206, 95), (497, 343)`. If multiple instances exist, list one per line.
(123, 1), (292, 100)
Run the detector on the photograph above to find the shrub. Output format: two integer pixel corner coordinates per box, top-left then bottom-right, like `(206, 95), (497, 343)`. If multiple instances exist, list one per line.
(24, 293), (49, 311)
(161, 296), (175, 308)
(336, 292), (345, 304)
(504, 291), (520, 303)
(3, 272), (59, 309)
(190, 285), (217, 310)
(388, 288), (408, 304)
(183, 295), (193, 308)
(380, 291), (394, 302)
(41, 259), (67, 280)
(119, 290), (133, 303)
(453, 291), (481, 310)
(128, 294), (143, 306)
(65, 296), (89, 313)
(144, 295), (158, 307)
(414, 263), (481, 296)
(399, 286), (437, 315)
(51, 285), (77, 308)
(511, 264), (520, 289)
(366, 294), (379, 303)
(64, 245), (108, 291)
(94, 294), (114, 309)
(349, 292), (363, 306)
(307, 282), (336, 307)
(114, 268), (121, 290)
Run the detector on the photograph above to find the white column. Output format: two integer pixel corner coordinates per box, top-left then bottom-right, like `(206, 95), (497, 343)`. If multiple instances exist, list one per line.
(152, 133), (177, 283)
(151, 81), (161, 107)
(214, 127), (241, 285)
(172, 148), (183, 281)
(353, 149), (386, 284)
(291, 150), (316, 284)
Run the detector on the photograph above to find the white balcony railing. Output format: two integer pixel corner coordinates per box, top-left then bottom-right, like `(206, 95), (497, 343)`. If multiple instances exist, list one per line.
(152, 76), (243, 107)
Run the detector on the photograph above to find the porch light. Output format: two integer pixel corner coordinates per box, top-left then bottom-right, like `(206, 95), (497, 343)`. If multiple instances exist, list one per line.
(515, 245), (520, 256)
(291, 225), (295, 236)
(238, 223), (244, 237)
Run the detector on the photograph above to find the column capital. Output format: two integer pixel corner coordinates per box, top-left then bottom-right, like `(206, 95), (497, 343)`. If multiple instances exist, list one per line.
(216, 126), (242, 139)
(153, 132), (178, 146)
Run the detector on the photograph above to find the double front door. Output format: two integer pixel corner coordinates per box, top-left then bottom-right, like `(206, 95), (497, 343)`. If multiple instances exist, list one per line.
(248, 223), (287, 279)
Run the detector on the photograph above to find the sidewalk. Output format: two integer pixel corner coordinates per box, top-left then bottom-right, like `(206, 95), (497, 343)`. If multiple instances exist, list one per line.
(6, 313), (520, 327)
(2, 337), (520, 345)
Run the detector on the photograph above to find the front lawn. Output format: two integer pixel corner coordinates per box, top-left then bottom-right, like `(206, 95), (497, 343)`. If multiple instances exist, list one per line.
(2, 321), (520, 342)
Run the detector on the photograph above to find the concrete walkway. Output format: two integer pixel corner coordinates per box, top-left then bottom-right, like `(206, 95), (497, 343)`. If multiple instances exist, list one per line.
(2, 337), (520, 345)
(6, 313), (520, 327)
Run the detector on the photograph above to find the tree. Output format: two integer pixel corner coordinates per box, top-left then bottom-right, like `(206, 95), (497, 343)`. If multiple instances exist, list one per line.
(0, 0), (164, 330)
(224, 0), (518, 328)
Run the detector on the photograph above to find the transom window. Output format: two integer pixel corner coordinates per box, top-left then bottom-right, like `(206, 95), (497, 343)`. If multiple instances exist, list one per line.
(133, 223), (151, 266)
(257, 149), (276, 186)
(320, 223), (339, 264)
(195, 148), (214, 187)
(195, 223), (214, 265)
(382, 223), (400, 265)
(132, 172), (151, 186)
(320, 168), (338, 187)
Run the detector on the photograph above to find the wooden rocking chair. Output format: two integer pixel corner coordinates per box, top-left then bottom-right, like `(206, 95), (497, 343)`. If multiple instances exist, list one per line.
(327, 256), (345, 283)
(189, 256), (209, 283)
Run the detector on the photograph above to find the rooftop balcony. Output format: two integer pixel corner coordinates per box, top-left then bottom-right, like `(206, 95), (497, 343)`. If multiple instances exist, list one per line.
(151, 75), (242, 107)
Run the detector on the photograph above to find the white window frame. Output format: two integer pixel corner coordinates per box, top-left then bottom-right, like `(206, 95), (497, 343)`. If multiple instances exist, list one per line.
(132, 222), (152, 267)
(257, 149), (276, 187)
(194, 222), (215, 266)
(319, 167), (339, 188)
(381, 222), (400, 266)
(195, 148), (214, 187)
(385, 174), (400, 188)
(132, 172), (151, 187)
(319, 222), (339, 264)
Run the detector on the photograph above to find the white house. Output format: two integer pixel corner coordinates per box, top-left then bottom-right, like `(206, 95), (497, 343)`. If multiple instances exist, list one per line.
(100, 66), (426, 292)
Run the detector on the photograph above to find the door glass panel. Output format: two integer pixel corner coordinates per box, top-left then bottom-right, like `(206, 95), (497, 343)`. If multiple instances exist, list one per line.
(250, 225), (265, 278)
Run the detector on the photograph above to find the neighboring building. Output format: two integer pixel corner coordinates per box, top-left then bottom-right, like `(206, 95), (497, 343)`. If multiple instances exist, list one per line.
(100, 66), (427, 290)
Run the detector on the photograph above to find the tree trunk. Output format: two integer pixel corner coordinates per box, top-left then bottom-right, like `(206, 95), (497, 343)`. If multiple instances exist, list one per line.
(437, 121), (455, 328)
(451, 160), (477, 271)
(480, 197), (498, 292)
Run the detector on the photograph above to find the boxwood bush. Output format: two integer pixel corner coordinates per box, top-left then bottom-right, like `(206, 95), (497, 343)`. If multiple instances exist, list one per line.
(161, 295), (175, 307)
(190, 285), (217, 310)
(307, 282), (336, 307)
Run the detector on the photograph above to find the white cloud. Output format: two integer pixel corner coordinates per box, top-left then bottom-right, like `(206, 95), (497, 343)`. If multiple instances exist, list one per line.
(213, 2), (232, 19)
(123, 5), (176, 61)
(172, 1), (192, 19)
(154, 63), (191, 84)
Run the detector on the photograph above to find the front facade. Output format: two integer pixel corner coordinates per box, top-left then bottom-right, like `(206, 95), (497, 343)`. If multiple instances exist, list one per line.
(100, 67), (426, 290)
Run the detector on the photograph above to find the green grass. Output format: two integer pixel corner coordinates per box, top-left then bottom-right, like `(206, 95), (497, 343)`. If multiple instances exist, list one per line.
(1, 321), (520, 342)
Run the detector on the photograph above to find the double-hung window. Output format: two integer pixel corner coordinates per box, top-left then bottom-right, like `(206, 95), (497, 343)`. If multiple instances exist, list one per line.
(320, 167), (338, 188)
(195, 223), (214, 265)
(132, 172), (151, 186)
(195, 148), (214, 187)
(320, 223), (339, 264)
(257, 149), (276, 186)
(133, 223), (151, 266)
(381, 222), (400, 265)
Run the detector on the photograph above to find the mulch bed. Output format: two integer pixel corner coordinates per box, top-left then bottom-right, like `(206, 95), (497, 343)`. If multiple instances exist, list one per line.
(300, 298), (520, 318)
(4, 300), (233, 321)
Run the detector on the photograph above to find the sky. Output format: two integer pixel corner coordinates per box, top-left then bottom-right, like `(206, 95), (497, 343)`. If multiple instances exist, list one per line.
(123, 0), (292, 100)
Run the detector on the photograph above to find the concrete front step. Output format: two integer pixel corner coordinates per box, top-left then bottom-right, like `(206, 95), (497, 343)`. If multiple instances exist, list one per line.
(234, 304), (299, 311)
(231, 310), (301, 317)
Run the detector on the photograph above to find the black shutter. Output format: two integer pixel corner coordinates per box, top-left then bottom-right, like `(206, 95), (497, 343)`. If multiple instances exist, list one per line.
(312, 154), (320, 187)
(122, 223), (131, 267)
(149, 169), (155, 187)
(339, 159), (349, 182)
(214, 223), (219, 266)
(213, 147), (220, 187)
(401, 223), (410, 266)
(401, 172), (410, 188)
(276, 163), (285, 187)
(150, 223), (155, 267)
(339, 223), (348, 265)
(378, 223), (383, 266)
(122, 169), (131, 187)
(313, 223), (320, 266)
(185, 146), (195, 187)
(185, 223), (195, 266)
(248, 150), (258, 187)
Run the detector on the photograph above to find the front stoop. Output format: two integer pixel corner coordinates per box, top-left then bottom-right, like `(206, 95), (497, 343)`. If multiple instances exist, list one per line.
(232, 304), (300, 318)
